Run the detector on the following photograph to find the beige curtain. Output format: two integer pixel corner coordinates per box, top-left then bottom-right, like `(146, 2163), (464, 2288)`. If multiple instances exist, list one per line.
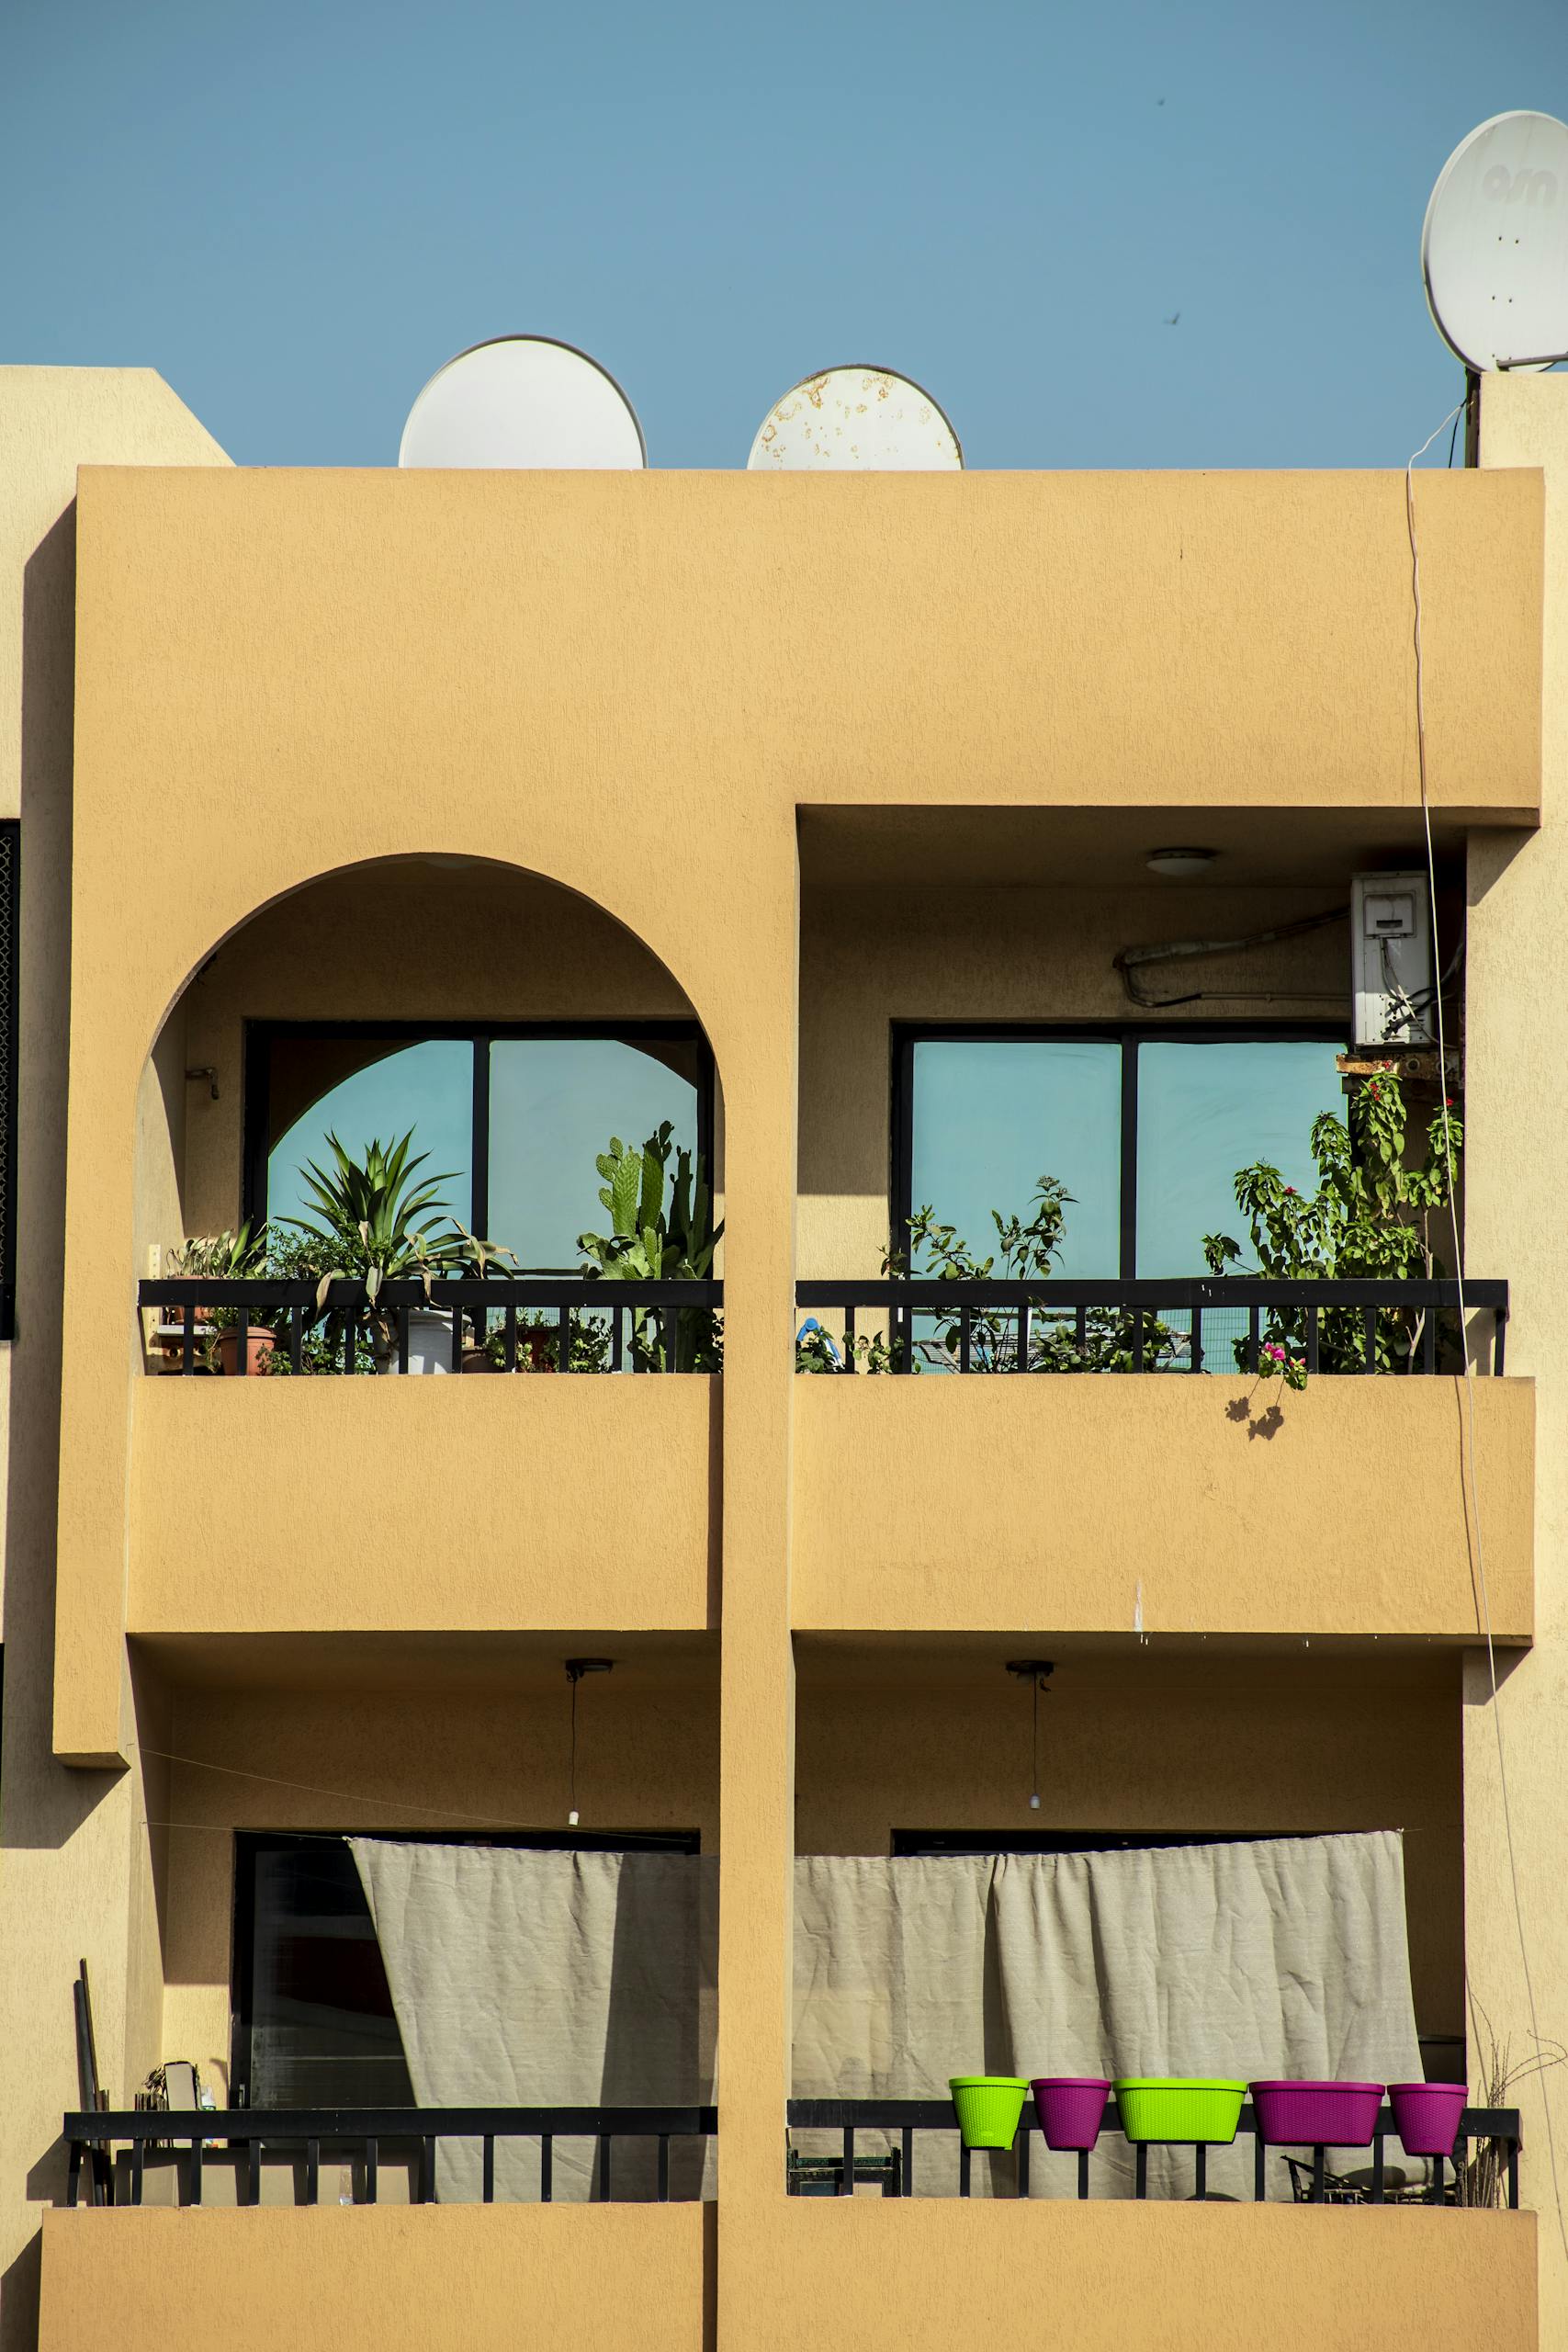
(352, 1830), (1421, 2205)
(348, 1842), (718, 2202)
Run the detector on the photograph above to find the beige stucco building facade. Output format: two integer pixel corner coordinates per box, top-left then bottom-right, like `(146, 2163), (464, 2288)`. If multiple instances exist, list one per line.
(0, 360), (1562, 2346)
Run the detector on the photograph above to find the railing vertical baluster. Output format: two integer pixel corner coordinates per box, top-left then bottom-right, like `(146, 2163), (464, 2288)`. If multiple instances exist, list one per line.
(130, 2137), (144, 2207)
(1371, 2128), (1385, 2203)
(365, 2138), (378, 2205)
(901, 2126), (914, 2196)
(1134, 2145), (1147, 2199)
(1362, 1306), (1377, 1374)
(1431, 2153), (1444, 2204)
(662, 1307), (675, 1372)
(1422, 1310), (1436, 1374)
(1195, 2143), (1207, 2199)
(611, 1306), (624, 1373)
(897, 1300), (911, 1374)
(236, 1306), (250, 1376)
(181, 1305), (196, 1375)
(559, 1305), (572, 1374)
(1133, 1308), (1145, 1374)
(598, 2133), (612, 2200)
(1254, 2129), (1267, 2201)
(306, 2138), (320, 2205)
(840, 2126), (854, 2196)
(66, 2143), (82, 2210)
(246, 2136), (260, 2207)
(1074, 1304), (1087, 1367)
(482, 2136), (495, 2203)
(1312, 2145), (1326, 2203)
(657, 2135), (670, 2202)
(450, 1300), (466, 1372)
(540, 2135), (553, 2203)
(1017, 1302), (1031, 1373)
(1016, 2122), (1030, 2199)
(1077, 2148), (1089, 2201)
(1189, 1305), (1202, 1374)
(1307, 1302), (1320, 1374)
(958, 2142), (971, 2199)
(188, 2136), (202, 2208)
(397, 1306), (410, 1374)
(288, 1310), (303, 1374)
(1494, 1306), (1507, 1377)
(843, 1303), (856, 1371)
(1508, 2138), (1519, 2210)
(420, 2137), (435, 2203)
(1247, 1306), (1260, 1374)
(503, 1307), (517, 1374)
(343, 1308), (355, 1375)
(958, 1306), (971, 1373)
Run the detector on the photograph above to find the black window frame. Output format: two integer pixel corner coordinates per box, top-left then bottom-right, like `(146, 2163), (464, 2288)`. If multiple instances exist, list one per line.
(242, 1018), (716, 1247)
(891, 1020), (1348, 1279)
(230, 1826), (704, 2107)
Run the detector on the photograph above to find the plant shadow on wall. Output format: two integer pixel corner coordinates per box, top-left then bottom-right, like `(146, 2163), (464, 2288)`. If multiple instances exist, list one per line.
(795, 1069), (1463, 1405)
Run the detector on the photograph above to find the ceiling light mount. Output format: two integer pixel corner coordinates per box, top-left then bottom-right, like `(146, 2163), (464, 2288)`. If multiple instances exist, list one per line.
(1145, 847), (1218, 878)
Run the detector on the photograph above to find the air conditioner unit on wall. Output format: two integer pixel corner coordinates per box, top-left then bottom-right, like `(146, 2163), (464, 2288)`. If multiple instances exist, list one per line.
(1351, 873), (1435, 1049)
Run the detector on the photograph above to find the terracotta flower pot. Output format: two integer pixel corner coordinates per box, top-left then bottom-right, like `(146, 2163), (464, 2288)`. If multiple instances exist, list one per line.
(214, 1327), (278, 1377)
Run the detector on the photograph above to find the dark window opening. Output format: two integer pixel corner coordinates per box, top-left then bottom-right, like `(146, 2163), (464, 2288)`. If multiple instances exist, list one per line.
(231, 1827), (702, 2108)
(243, 1021), (714, 1270)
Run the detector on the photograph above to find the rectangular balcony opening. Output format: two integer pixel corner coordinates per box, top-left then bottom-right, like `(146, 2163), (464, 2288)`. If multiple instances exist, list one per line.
(785, 1638), (1518, 2212)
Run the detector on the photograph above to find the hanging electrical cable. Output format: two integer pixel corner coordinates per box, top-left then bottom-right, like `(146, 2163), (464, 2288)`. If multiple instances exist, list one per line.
(1406, 401), (1568, 2259)
(1111, 907), (1349, 1010)
(1006, 1660), (1053, 1811)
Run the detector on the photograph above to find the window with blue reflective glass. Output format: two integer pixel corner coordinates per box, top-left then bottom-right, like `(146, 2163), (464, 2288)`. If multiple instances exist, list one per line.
(900, 1028), (1346, 1277)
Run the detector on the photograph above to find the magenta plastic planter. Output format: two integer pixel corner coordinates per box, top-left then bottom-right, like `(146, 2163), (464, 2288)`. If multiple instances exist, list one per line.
(1389, 2081), (1468, 2158)
(1250, 2081), (1384, 2147)
(1031, 2077), (1112, 2152)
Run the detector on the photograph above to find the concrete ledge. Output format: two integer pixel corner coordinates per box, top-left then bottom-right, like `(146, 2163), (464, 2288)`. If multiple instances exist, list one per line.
(792, 1375), (1534, 1638)
(40, 2202), (713, 2352)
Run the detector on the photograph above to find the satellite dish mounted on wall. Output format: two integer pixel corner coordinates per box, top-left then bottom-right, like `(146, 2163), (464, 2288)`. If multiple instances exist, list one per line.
(399, 336), (647, 469)
(1422, 111), (1568, 372)
(747, 365), (963, 469)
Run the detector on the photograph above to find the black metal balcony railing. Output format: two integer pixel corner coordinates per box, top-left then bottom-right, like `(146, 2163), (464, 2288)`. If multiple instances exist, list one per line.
(140, 1279), (724, 1376)
(795, 1280), (1509, 1377)
(64, 2105), (718, 2207)
(784, 2099), (1522, 2208)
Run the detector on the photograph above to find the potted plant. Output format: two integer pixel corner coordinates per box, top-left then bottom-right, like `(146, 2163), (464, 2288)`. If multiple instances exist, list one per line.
(578, 1123), (723, 1370)
(164, 1226), (274, 1374)
(280, 1129), (517, 1373)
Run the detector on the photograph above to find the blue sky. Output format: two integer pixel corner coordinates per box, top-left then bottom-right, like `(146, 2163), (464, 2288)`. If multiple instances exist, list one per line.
(5, 0), (1562, 470)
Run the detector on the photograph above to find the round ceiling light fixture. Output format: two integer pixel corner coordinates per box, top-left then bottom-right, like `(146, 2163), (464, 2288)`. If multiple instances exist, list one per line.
(1145, 847), (1218, 877)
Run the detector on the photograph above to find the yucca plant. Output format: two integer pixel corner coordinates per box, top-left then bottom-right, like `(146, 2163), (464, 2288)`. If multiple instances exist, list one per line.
(282, 1129), (516, 1366)
(578, 1122), (722, 1369)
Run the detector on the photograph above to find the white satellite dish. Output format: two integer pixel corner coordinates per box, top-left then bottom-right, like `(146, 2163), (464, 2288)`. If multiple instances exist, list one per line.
(399, 336), (646, 469)
(1422, 111), (1568, 371)
(747, 366), (963, 469)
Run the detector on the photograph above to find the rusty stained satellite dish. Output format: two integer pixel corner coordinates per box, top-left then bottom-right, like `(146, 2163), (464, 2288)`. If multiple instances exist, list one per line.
(747, 365), (963, 469)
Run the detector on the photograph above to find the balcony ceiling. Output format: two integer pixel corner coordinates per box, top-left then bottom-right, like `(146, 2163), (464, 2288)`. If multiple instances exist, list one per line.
(797, 806), (1483, 893)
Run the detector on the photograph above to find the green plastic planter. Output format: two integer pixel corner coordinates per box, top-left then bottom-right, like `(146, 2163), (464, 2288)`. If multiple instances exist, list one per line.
(1113, 2078), (1247, 2143)
(948, 2076), (1031, 2149)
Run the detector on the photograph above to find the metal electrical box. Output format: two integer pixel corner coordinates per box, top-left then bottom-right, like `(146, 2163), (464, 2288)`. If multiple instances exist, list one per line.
(1351, 872), (1435, 1048)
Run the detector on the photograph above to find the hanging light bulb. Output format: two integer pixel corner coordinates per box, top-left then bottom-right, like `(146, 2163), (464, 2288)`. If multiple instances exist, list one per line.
(564, 1657), (615, 1827)
(1005, 1660), (1054, 1814)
